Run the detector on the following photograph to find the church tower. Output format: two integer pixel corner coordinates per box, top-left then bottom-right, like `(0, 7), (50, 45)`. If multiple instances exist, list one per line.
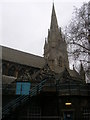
(44, 3), (69, 73)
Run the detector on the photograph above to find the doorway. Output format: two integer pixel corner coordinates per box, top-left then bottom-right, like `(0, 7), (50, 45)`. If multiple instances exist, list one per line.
(63, 111), (73, 120)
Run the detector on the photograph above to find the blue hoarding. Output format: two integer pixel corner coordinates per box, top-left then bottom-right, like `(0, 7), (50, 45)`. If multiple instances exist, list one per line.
(16, 81), (31, 95)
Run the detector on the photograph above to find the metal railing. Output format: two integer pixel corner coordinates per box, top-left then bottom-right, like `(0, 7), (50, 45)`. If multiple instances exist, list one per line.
(40, 83), (90, 96)
(19, 116), (62, 119)
(56, 83), (90, 96)
(2, 78), (47, 118)
(2, 79), (90, 118)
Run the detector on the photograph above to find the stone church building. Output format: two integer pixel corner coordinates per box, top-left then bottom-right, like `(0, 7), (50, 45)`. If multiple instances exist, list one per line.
(2, 3), (90, 120)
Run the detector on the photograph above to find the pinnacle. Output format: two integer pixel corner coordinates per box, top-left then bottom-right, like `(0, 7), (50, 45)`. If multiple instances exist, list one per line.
(50, 3), (58, 30)
(80, 62), (84, 72)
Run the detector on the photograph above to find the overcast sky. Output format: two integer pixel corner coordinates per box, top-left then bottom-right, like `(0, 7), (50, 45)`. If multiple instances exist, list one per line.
(0, 0), (90, 57)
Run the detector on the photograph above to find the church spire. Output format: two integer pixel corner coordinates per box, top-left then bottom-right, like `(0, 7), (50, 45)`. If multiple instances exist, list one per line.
(44, 3), (69, 73)
(50, 3), (58, 31)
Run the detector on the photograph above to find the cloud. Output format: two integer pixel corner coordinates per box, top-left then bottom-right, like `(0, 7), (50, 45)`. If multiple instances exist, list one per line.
(1, 0), (90, 56)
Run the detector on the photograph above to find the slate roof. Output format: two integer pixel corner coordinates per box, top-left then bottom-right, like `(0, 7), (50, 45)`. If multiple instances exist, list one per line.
(2, 46), (45, 68)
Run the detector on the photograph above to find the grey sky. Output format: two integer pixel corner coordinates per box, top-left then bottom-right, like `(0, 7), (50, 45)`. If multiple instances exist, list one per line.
(0, 0), (90, 57)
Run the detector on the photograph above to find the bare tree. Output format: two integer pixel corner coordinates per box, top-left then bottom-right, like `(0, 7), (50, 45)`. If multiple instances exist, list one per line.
(65, 2), (90, 77)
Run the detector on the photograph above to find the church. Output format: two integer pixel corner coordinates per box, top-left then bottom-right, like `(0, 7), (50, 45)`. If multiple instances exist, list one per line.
(2, 3), (90, 120)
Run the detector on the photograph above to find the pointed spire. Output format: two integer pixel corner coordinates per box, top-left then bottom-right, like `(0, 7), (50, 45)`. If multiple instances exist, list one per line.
(50, 3), (58, 31)
(73, 64), (75, 71)
(73, 64), (79, 76)
(80, 62), (84, 72)
(79, 62), (85, 81)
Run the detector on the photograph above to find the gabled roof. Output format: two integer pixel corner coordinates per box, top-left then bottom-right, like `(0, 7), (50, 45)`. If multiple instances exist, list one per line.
(2, 46), (45, 68)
